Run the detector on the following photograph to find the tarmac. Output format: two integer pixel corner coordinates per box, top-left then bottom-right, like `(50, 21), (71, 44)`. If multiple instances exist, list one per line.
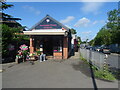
(2, 52), (119, 88)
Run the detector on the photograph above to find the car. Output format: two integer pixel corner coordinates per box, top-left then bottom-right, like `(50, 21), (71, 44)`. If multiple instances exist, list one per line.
(85, 46), (93, 50)
(110, 47), (120, 54)
(95, 47), (101, 52)
(100, 47), (111, 54)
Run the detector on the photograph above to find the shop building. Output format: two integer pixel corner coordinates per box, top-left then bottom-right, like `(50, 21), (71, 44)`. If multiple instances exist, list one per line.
(23, 15), (72, 59)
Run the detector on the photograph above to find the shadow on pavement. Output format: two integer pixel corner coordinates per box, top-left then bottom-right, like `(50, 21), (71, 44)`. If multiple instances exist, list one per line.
(89, 61), (98, 90)
(71, 60), (98, 90)
(2, 57), (15, 64)
(71, 60), (91, 77)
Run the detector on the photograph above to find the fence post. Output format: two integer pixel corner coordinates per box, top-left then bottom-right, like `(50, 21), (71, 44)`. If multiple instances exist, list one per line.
(89, 48), (92, 64)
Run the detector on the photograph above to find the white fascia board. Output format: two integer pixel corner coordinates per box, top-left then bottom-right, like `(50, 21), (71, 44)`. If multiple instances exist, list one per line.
(23, 29), (66, 35)
(31, 29), (64, 31)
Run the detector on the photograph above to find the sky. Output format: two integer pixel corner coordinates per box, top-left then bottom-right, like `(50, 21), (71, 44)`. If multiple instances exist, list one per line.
(4, 1), (118, 41)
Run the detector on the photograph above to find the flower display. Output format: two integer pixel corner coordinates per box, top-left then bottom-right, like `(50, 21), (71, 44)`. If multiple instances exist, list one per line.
(54, 50), (57, 52)
(19, 44), (28, 51)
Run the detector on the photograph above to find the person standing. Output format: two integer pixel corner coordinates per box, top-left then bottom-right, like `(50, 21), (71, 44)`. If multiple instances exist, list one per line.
(40, 52), (46, 62)
(39, 44), (46, 62)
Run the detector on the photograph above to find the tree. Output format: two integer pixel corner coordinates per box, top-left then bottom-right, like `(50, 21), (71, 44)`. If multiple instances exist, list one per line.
(1, 1), (21, 21)
(70, 28), (77, 34)
(93, 27), (112, 45)
(107, 9), (119, 30)
(89, 39), (94, 46)
(107, 9), (120, 44)
(110, 30), (120, 44)
(77, 36), (82, 46)
(1, 1), (29, 59)
(81, 41), (86, 44)
(0, 1), (13, 20)
(77, 36), (82, 43)
(2, 24), (14, 57)
(91, 9), (120, 46)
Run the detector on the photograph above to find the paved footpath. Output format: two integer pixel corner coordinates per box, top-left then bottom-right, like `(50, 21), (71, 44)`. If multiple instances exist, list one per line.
(2, 52), (119, 88)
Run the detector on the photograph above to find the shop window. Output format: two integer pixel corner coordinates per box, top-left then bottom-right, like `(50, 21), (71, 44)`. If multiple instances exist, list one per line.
(53, 39), (62, 52)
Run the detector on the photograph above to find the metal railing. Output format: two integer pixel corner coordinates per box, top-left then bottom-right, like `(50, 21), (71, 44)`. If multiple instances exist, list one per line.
(80, 48), (108, 69)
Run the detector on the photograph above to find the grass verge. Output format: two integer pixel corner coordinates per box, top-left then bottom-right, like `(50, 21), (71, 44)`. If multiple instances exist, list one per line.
(80, 54), (116, 81)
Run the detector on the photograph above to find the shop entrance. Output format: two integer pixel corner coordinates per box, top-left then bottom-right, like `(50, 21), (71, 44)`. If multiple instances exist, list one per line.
(43, 37), (53, 56)
(34, 35), (63, 58)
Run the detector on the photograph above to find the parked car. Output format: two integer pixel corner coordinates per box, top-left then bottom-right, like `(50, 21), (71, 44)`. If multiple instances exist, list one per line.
(95, 47), (101, 52)
(92, 46), (97, 51)
(100, 47), (111, 54)
(86, 46), (91, 49)
(109, 44), (120, 54)
(86, 46), (93, 50)
(110, 47), (120, 54)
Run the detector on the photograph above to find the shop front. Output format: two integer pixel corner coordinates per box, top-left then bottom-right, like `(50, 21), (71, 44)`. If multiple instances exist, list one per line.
(23, 15), (71, 59)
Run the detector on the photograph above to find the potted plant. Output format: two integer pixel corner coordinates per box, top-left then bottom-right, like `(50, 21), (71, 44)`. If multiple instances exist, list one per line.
(29, 53), (37, 61)
(36, 51), (41, 55)
(19, 44), (28, 62)
(15, 50), (23, 63)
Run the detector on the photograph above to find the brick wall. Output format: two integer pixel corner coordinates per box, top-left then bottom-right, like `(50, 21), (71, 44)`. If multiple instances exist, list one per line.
(30, 37), (34, 53)
(53, 52), (62, 59)
(63, 37), (68, 59)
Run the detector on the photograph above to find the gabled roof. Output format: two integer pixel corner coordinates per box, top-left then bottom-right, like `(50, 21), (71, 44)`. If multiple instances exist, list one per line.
(29, 15), (70, 31)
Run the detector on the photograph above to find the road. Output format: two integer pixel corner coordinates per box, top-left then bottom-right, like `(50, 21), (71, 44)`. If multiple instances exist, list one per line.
(107, 53), (120, 69)
(83, 48), (120, 69)
(2, 52), (119, 88)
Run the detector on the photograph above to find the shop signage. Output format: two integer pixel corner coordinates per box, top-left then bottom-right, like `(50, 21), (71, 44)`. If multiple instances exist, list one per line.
(35, 18), (62, 29)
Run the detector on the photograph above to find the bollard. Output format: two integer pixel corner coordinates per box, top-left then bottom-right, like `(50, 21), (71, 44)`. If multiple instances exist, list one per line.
(103, 54), (108, 75)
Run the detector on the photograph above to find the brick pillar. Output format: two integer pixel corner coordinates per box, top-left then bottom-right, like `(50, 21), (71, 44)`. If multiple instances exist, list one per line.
(63, 37), (68, 59)
(30, 36), (34, 53)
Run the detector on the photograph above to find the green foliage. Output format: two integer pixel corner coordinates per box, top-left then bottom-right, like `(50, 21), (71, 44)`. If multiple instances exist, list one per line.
(111, 30), (120, 44)
(77, 36), (81, 43)
(77, 36), (82, 46)
(1, 2), (13, 20)
(22, 50), (28, 56)
(2, 24), (13, 56)
(94, 28), (112, 45)
(89, 39), (94, 46)
(2, 24), (13, 41)
(1, 2), (13, 10)
(81, 41), (86, 44)
(2, 24), (29, 58)
(93, 28), (120, 45)
(70, 28), (77, 34)
(1, 2), (21, 21)
(36, 51), (41, 55)
(1, 2), (29, 58)
(80, 54), (116, 81)
(107, 9), (119, 30)
(94, 69), (116, 81)
(91, 9), (120, 46)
